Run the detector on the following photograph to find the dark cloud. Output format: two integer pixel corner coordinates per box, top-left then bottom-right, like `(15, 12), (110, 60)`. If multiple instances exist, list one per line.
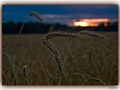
(2, 5), (118, 25)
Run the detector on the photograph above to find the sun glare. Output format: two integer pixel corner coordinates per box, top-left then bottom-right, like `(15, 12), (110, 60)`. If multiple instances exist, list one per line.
(73, 22), (89, 27)
(73, 18), (109, 27)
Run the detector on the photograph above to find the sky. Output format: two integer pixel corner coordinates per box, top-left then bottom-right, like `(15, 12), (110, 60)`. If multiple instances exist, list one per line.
(2, 5), (118, 25)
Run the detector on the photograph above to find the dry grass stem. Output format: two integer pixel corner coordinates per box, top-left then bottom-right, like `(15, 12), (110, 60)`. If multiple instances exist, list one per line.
(82, 77), (107, 85)
(43, 39), (64, 76)
(45, 32), (79, 40)
(29, 11), (43, 22)
(80, 30), (106, 38)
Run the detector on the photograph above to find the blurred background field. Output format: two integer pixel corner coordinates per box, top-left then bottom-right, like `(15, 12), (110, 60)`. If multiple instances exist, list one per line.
(2, 32), (118, 85)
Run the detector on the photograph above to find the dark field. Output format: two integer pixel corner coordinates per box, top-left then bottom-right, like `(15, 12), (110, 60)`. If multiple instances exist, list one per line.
(2, 32), (118, 85)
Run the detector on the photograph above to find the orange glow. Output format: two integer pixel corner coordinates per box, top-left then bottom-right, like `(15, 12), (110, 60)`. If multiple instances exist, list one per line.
(80, 18), (109, 23)
(73, 18), (109, 27)
(104, 23), (109, 27)
(73, 21), (99, 27)
(73, 22), (89, 27)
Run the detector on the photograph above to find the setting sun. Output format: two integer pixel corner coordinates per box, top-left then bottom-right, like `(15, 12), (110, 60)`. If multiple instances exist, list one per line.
(73, 21), (89, 27)
(73, 18), (109, 27)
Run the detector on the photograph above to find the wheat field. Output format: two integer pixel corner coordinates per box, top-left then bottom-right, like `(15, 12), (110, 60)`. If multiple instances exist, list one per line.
(2, 32), (118, 85)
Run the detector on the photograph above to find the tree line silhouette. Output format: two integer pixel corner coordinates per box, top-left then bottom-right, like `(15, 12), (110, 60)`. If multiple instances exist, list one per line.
(2, 21), (118, 34)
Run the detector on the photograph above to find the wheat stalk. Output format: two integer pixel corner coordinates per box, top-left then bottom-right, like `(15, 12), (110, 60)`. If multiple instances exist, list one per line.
(3, 52), (17, 84)
(79, 30), (106, 38)
(19, 23), (25, 34)
(21, 37), (65, 76)
(22, 38), (43, 58)
(57, 72), (88, 85)
(29, 11), (43, 22)
(47, 24), (56, 33)
(82, 77), (107, 85)
(42, 39), (64, 76)
(45, 30), (106, 41)
(45, 32), (79, 40)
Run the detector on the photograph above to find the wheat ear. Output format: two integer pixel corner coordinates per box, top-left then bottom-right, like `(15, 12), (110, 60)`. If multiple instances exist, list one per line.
(42, 39), (64, 76)
(29, 11), (43, 22)
(79, 30), (106, 38)
(45, 32), (79, 40)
